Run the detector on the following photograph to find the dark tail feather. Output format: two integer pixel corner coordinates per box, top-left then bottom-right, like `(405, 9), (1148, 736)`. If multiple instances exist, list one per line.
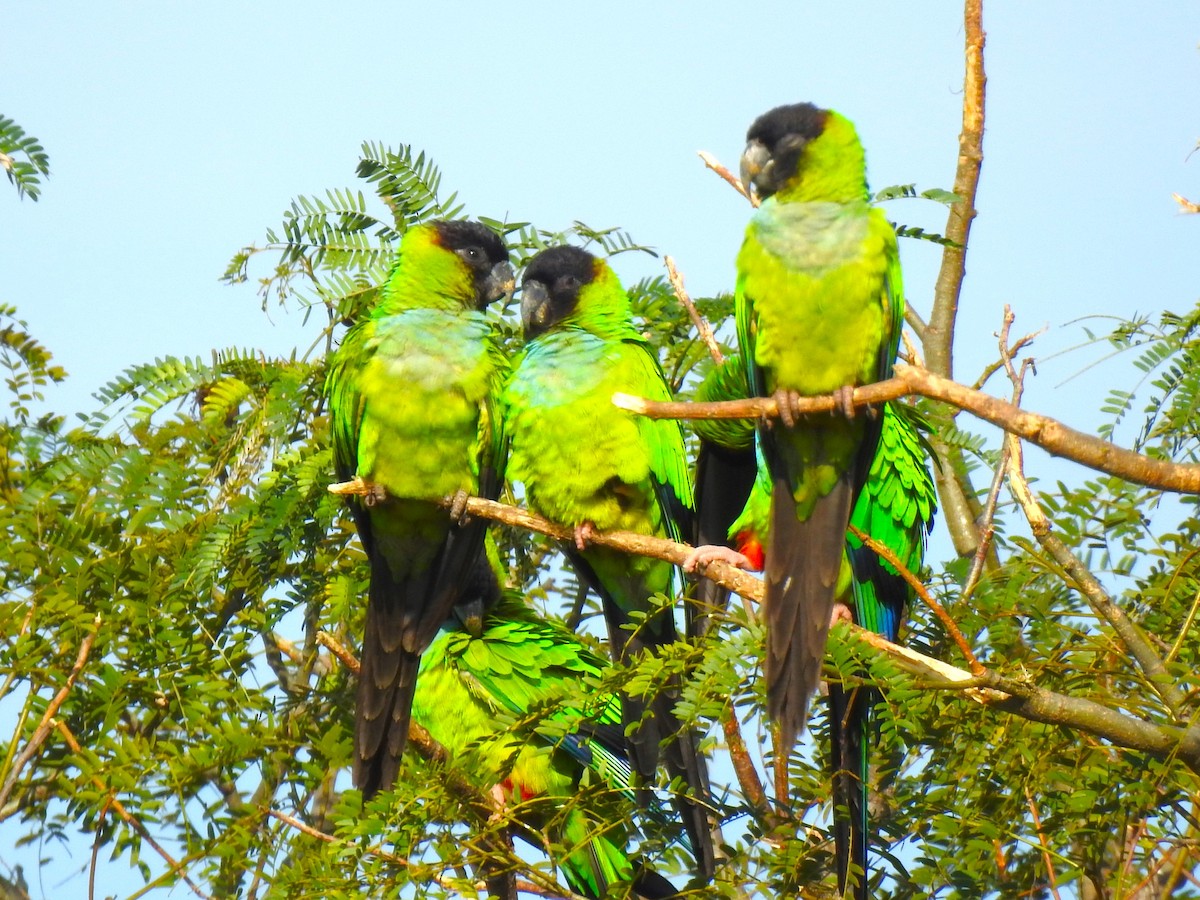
(633, 868), (681, 899)
(764, 475), (854, 757)
(601, 600), (716, 883)
(354, 604), (419, 797)
(691, 441), (759, 639)
(652, 688), (717, 882)
(354, 555), (428, 798)
(829, 682), (870, 900)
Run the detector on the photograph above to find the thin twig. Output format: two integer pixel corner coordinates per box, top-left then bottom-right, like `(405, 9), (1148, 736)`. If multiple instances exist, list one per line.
(1172, 193), (1200, 214)
(961, 307), (1024, 600)
(1004, 399), (1188, 716)
(970, 330), (1043, 393)
(609, 363), (1200, 495)
(900, 331), (924, 368)
(1025, 785), (1063, 900)
(55, 721), (213, 899)
(698, 151), (758, 206)
(848, 524), (982, 674)
(665, 255), (723, 365)
(90, 799), (109, 900)
(0, 616), (100, 811)
(960, 448), (1007, 603)
(315, 630), (360, 674)
(722, 706), (769, 818)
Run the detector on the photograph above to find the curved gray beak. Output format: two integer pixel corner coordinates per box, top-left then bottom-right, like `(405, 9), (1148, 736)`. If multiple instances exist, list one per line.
(482, 260), (516, 307)
(454, 596), (485, 638)
(520, 279), (552, 338)
(740, 140), (771, 197)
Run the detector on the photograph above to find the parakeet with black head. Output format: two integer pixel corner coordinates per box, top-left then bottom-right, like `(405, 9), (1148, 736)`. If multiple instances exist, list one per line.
(325, 219), (513, 797)
(503, 245), (716, 881)
(735, 102), (904, 761)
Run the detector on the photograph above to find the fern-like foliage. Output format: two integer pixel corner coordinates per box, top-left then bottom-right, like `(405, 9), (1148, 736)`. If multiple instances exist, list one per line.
(0, 115), (50, 201)
(1093, 302), (1200, 455)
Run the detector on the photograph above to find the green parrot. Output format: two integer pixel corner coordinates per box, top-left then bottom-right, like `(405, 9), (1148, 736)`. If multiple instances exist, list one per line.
(411, 570), (679, 899)
(325, 219), (513, 797)
(503, 245), (715, 880)
(687, 355), (936, 899)
(734, 102), (904, 759)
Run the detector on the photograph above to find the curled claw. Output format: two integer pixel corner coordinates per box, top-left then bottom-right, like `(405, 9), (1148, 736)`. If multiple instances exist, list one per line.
(448, 489), (471, 525)
(363, 482), (389, 507)
(683, 544), (755, 574)
(773, 388), (802, 427)
(573, 521), (595, 552)
(833, 385), (857, 419)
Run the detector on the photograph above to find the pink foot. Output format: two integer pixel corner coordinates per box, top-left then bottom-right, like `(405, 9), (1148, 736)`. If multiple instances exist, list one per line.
(573, 521), (596, 551)
(683, 544), (755, 574)
(830, 602), (854, 627)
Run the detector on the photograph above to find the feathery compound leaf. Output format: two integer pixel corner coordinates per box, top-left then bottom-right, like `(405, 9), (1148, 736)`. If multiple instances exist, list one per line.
(0, 115), (50, 201)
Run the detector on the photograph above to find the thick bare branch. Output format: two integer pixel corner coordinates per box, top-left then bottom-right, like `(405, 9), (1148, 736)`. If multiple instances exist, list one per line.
(922, 0), (988, 559)
(926, 0), (986, 379)
(611, 364), (1200, 494)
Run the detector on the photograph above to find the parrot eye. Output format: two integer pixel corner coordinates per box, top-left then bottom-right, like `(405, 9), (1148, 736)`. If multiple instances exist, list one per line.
(557, 275), (580, 293)
(457, 246), (484, 264)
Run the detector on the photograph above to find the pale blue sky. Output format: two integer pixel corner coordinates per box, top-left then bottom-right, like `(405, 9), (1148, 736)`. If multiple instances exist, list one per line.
(3, 3), (1197, 896)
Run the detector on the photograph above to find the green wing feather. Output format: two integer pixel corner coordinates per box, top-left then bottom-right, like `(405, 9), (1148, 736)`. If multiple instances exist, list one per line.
(412, 593), (677, 900)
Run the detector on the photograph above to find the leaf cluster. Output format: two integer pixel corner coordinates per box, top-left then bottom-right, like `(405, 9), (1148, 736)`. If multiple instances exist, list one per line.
(5, 137), (1200, 900)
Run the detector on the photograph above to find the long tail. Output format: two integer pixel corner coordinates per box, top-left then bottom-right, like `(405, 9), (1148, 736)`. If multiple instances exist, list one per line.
(354, 514), (493, 796)
(829, 680), (870, 900)
(764, 474), (854, 757)
(354, 559), (421, 797)
(603, 614), (717, 882)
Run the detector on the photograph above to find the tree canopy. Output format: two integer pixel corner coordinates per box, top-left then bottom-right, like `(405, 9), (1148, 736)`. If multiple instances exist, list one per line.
(4, 6), (1200, 898)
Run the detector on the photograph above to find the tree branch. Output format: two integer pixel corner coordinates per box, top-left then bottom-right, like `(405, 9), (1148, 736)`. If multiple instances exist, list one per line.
(610, 364), (1200, 494)
(922, 0), (988, 560)
(0, 616), (100, 813)
(429, 494), (1200, 771)
(665, 255), (723, 366)
(1004, 432), (1188, 716)
(926, 0), (986, 379)
(697, 151), (757, 207)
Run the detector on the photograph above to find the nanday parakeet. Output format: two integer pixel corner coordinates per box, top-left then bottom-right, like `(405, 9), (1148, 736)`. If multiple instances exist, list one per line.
(412, 570), (679, 900)
(503, 245), (716, 881)
(688, 354), (936, 899)
(734, 102), (904, 760)
(325, 219), (513, 797)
